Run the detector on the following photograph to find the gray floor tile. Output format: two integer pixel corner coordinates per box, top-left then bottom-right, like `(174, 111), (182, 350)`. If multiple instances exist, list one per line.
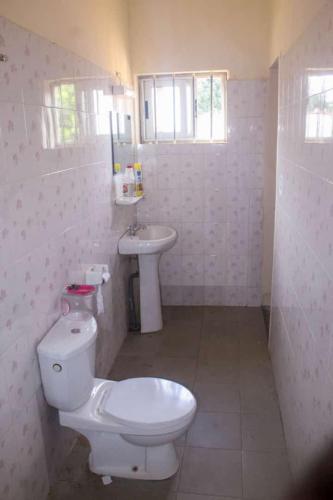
(179, 447), (242, 497)
(240, 342), (270, 365)
(187, 412), (241, 449)
(193, 382), (240, 413)
(151, 356), (197, 388)
(242, 413), (286, 451)
(235, 307), (265, 325)
(196, 360), (239, 387)
(158, 328), (201, 358)
(108, 354), (155, 380)
(242, 450), (291, 499)
(50, 305), (288, 500)
(240, 357), (274, 380)
(164, 306), (204, 324)
(177, 494), (238, 500)
(239, 322), (267, 343)
(199, 338), (239, 365)
(109, 477), (177, 499)
(163, 320), (203, 336)
(202, 318), (239, 335)
(120, 332), (164, 355)
(200, 328), (240, 354)
(240, 377), (280, 415)
(203, 307), (240, 325)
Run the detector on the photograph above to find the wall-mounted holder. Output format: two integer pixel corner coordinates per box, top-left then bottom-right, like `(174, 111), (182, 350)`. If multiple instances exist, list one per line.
(112, 84), (134, 98)
(85, 264), (111, 286)
(85, 265), (111, 316)
(115, 195), (144, 206)
(0, 54), (8, 63)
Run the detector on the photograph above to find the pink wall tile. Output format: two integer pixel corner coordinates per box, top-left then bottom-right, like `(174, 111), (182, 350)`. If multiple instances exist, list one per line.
(0, 16), (135, 498)
(137, 81), (266, 305)
(269, 2), (333, 477)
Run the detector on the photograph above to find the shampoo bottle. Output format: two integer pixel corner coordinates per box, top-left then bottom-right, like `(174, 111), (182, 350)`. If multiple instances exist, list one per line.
(114, 163), (123, 199)
(134, 163), (143, 197)
(123, 164), (135, 197)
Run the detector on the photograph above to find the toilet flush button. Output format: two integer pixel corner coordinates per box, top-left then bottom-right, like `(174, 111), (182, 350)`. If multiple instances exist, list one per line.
(52, 363), (62, 372)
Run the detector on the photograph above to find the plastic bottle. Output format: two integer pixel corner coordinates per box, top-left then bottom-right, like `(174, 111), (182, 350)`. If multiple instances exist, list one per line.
(114, 163), (123, 199)
(123, 164), (135, 197)
(133, 163), (144, 197)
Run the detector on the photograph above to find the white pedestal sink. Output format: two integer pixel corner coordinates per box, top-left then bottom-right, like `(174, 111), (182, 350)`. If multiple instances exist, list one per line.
(118, 225), (177, 333)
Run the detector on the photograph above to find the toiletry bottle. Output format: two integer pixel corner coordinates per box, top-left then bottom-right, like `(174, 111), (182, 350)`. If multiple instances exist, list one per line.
(114, 163), (123, 199)
(123, 164), (135, 197)
(134, 163), (143, 197)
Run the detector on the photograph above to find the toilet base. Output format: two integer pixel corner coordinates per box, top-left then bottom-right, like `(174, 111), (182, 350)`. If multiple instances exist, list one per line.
(85, 431), (180, 481)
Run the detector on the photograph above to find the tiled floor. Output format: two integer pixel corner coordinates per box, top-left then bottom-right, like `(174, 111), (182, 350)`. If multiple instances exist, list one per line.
(49, 306), (291, 500)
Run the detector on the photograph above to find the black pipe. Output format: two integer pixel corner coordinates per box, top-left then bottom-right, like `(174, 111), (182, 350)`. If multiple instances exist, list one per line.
(128, 269), (141, 332)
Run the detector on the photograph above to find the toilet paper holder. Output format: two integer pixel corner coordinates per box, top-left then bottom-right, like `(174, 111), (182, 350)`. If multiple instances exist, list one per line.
(85, 264), (111, 286)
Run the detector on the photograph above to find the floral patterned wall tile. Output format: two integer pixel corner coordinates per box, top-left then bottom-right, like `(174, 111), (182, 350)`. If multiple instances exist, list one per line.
(0, 16), (135, 499)
(269, 2), (333, 478)
(137, 80), (267, 306)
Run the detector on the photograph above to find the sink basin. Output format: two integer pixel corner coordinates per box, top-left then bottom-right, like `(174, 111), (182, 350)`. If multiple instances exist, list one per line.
(118, 224), (178, 334)
(118, 224), (177, 255)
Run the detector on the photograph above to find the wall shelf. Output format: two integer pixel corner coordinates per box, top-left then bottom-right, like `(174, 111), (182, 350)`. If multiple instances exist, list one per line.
(115, 195), (144, 206)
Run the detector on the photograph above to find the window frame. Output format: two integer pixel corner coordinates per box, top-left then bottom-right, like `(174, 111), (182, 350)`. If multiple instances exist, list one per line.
(138, 70), (228, 144)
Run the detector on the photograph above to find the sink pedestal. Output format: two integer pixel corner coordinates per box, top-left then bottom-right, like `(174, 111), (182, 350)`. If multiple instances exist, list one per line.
(139, 254), (163, 333)
(118, 224), (178, 334)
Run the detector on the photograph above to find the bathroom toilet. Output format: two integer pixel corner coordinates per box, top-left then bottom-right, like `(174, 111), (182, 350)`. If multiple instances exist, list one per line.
(37, 311), (196, 483)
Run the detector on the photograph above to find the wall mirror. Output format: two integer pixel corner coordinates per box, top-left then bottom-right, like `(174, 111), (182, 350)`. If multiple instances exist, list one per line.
(111, 111), (134, 174)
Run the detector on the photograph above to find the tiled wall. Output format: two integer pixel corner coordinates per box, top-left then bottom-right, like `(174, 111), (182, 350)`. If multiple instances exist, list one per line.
(137, 80), (267, 306)
(269, 4), (333, 477)
(0, 17), (134, 500)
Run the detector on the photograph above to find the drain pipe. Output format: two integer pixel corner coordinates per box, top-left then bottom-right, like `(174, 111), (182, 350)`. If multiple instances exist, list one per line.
(128, 256), (141, 332)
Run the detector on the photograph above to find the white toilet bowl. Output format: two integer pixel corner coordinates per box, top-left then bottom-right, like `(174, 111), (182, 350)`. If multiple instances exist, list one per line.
(59, 377), (196, 480)
(37, 313), (197, 482)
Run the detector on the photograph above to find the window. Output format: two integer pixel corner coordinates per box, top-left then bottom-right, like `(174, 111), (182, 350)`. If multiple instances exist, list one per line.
(51, 82), (77, 146)
(305, 71), (333, 142)
(139, 71), (227, 143)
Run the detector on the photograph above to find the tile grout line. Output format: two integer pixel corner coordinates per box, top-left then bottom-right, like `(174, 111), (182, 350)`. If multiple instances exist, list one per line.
(237, 317), (245, 500)
(176, 308), (204, 494)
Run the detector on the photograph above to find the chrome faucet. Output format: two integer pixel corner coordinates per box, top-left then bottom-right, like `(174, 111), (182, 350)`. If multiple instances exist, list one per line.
(128, 223), (146, 236)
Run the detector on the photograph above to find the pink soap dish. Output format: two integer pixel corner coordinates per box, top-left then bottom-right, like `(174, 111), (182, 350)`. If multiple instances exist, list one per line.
(64, 284), (96, 296)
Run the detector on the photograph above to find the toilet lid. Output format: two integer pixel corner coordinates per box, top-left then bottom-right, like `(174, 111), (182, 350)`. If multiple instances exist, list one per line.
(101, 377), (196, 429)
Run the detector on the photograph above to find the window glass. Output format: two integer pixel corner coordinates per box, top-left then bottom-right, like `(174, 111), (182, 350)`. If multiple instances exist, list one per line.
(195, 75), (211, 141)
(305, 73), (333, 141)
(174, 75), (194, 140)
(139, 72), (227, 143)
(155, 75), (174, 141)
(212, 75), (225, 141)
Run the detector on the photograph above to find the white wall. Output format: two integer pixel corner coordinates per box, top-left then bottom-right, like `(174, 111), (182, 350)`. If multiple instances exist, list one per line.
(0, 0), (132, 84)
(270, 0), (329, 63)
(129, 0), (272, 79)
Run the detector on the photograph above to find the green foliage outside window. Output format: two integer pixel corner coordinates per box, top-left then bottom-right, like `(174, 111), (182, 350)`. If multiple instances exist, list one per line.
(52, 83), (77, 145)
(197, 77), (222, 114)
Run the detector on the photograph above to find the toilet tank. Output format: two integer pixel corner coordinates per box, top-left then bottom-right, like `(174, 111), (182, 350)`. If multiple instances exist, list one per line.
(37, 311), (98, 411)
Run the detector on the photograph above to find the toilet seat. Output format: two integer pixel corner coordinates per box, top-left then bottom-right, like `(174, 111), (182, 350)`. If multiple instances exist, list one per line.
(100, 377), (196, 430)
(60, 378), (196, 437)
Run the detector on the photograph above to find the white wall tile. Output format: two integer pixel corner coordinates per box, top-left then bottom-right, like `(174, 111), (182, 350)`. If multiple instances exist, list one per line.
(270, 2), (333, 477)
(137, 80), (267, 305)
(0, 15), (134, 496)
(182, 222), (205, 255)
